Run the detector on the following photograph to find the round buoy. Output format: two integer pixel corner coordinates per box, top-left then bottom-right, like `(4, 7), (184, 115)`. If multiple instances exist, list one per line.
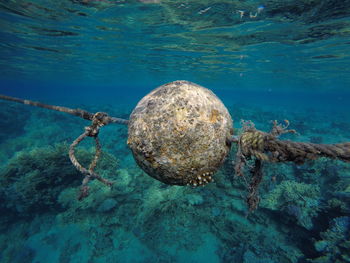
(127, 80), (233, 186)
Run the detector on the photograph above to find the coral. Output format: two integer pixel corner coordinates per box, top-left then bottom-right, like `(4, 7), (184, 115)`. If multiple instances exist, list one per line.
(10, 245), (35, 263)
(261, 180), (321, 229)
(96, 198), (118, 212)
(186, 194), (204, 206)
(0, 102), (348, 263)
(0, 107), (85, 164)
(0, 143), (118, 216)
(313, 216), (350, 263)
(56, 167), (139, 225)
(243, 250), (277, 263)
(113, 168), (134, 193)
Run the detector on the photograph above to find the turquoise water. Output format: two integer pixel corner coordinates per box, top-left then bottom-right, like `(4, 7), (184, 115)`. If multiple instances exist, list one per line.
(0, 1), (350, 262)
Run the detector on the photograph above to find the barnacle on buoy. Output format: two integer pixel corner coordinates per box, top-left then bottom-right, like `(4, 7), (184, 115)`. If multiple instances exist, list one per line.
(127, 80), (234, 186)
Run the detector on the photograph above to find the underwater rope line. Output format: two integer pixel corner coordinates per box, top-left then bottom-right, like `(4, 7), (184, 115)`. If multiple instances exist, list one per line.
(233, 120), (350, 211)
(1, 83), (349, 211)
(0, 94), (129, 124)
(0, 94), (128, 199)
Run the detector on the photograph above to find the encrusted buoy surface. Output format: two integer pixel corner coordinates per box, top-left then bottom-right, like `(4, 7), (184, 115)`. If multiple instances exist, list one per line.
(127, 80), (233, 186)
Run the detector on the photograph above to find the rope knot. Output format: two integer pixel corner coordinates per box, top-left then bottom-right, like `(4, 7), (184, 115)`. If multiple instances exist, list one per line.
(92, 112), (110, 127)
(84, 112), (110, 137)
(240, 130), (269, 161)
(238, 120), (297, 162)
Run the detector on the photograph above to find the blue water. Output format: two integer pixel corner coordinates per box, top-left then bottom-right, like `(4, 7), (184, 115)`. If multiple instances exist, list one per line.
(1, 1), (350, 262)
